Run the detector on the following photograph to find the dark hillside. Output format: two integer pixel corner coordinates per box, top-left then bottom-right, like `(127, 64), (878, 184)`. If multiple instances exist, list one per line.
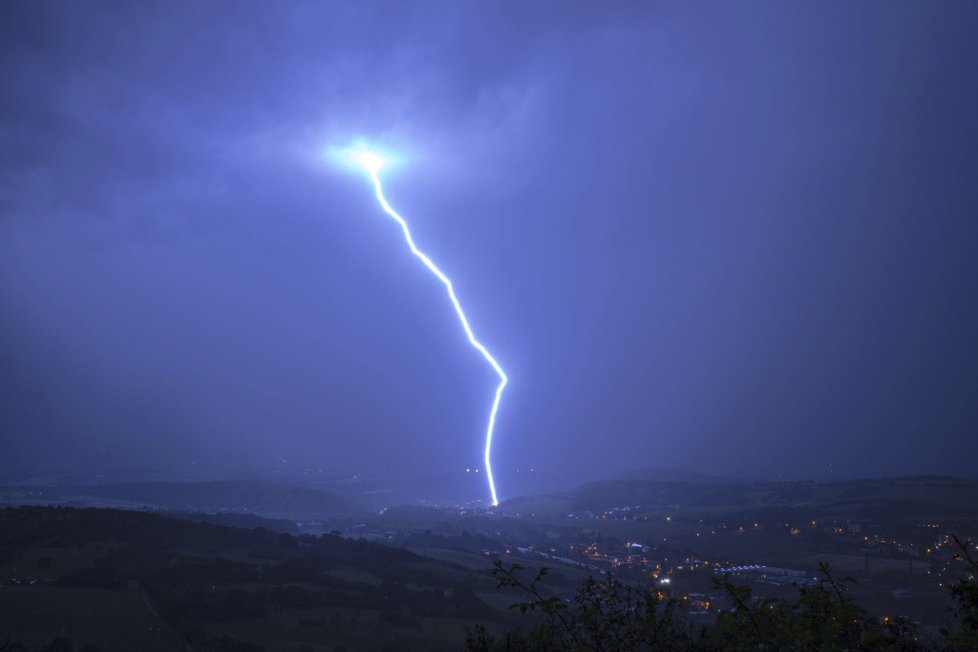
(0, 506), (505, 651)
(74, 479), (367, 518)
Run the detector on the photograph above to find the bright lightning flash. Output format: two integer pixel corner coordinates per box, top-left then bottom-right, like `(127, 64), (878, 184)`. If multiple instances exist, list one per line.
(339, 144), (507, 507)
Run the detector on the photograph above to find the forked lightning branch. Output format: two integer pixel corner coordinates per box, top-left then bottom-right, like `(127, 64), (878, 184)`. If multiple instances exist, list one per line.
(338, 145), (507, 506)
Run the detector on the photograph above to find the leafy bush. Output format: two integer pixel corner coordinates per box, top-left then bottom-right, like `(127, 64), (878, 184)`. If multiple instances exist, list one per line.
(943, 535), (978, 649)
(468, 559), (930, 651)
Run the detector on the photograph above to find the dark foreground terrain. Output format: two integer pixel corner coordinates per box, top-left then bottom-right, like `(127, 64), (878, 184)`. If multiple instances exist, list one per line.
(1, 481), (976, 651)
(0, 507), (510, 651)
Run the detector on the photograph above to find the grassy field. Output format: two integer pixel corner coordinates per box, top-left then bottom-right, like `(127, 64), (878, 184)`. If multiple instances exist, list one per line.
(407, 546), (495, 570)
(0, 586), (181, 651)
(670, 529), (820, 564)
(202, 607), (485, 652)
(804, 553), (931, 578)
(324, 563), (383, 585)
(3, 542), (127, 581)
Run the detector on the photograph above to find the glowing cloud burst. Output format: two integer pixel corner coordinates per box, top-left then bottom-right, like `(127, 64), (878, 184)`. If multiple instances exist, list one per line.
(338, 144), (507, 506)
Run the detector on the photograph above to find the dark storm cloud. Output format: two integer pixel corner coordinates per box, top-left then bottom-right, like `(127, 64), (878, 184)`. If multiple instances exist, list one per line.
(0, 0), (596, 475)
(2, 2), (977, 493)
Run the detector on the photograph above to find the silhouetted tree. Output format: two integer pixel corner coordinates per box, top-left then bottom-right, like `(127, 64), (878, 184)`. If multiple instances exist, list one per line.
(705, 562), (923, 650)
(467, 561), (694, 651)
(943, 534), (978, 649)
(468, 560), (926, 651)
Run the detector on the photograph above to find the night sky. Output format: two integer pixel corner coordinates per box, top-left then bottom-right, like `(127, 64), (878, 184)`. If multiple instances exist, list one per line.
(2, 2), (977, 496)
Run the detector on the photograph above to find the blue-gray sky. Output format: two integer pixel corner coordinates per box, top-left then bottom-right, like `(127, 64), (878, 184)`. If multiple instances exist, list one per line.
(2, 2), (977, 495)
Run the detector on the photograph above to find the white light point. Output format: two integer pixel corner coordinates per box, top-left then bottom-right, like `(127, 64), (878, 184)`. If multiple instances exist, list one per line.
(342, 144), (508, 507)
(352, 149), (386, 174)
(332, 143), (390, 174)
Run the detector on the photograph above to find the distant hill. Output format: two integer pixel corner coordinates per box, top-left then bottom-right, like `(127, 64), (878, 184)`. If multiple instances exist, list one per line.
(0, 466), (194, 487)
(164, 509), (300, 534)
(616, 467), (753, 484)
(49, 479), (367, 519)
(500, 473), (978, 520)
(570, 479), (752, 511)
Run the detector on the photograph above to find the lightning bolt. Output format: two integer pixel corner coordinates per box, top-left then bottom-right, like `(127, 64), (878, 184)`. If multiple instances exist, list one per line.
(344, 147), (506, 506)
